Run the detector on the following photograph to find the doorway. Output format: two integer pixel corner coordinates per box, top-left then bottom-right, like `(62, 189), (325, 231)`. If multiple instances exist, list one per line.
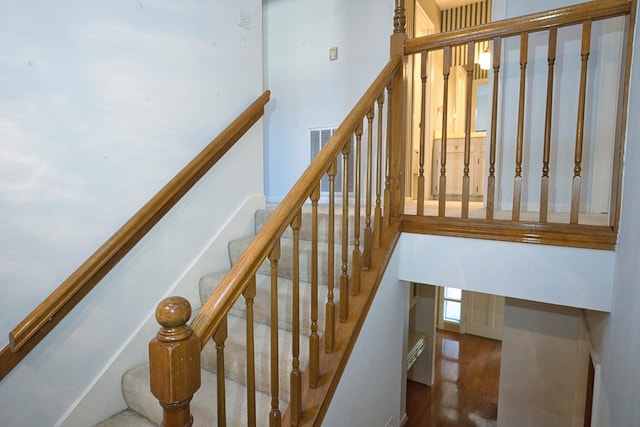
(437, 286), (505, 341)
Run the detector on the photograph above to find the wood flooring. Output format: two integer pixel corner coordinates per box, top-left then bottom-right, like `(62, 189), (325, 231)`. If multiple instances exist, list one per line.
(405, 330), (502, 427)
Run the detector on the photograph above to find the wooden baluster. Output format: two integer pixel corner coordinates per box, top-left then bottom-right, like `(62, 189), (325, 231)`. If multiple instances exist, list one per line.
(149, 297), (201, 427)
(513, 32), (528, 221)
(384, 82), (393, 227)
(309, 185), (320, 388)
(325, 162), (336, 353)
(363, 108), (374, 271)
(269, 242), (281, 426)
(486, 37), (501, 220)
(571, 20), (592, 224)
(340, 142), (351, 323)
(290, 211), (302, 426)
(214, 316), (228, 427)
(462, 42), (475, 218)
(243, 277), (257, 426)
(374, 92), (385, 248)
(417, 50), (428, 216)
(540, 28), (558, 223)
(439, 46), (452, 216)
(393, 0), (406, 35)
(352, 124), (363, 295)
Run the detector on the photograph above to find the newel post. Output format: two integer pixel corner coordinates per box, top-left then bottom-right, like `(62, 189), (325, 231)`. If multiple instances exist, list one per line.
(149, 297), (201, 427)
(389, 0), (408, 220)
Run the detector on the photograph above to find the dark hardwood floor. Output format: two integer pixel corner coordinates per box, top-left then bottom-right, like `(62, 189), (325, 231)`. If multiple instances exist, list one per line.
(406, 330), (502, 427)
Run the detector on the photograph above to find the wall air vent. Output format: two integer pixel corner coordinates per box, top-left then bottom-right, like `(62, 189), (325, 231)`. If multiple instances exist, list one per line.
(310, 127), (354, 193)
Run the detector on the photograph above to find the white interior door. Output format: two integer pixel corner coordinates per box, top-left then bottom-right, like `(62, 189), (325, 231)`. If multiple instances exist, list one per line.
(462, 290), (505, 341)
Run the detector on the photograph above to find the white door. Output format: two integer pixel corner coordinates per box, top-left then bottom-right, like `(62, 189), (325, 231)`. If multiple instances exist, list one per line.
(462, 290), (505, 341)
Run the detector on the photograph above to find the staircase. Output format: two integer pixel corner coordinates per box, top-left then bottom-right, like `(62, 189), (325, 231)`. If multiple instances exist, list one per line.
(98, 207), (358, 426)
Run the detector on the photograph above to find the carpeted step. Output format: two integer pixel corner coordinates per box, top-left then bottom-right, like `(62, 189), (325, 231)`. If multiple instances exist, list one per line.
(200, 314), (309, 404)
(120, 364), (281, 427)
(228, 236), (353, 286)
(255, 208), (365, 245)
(199, 271), (332, 335)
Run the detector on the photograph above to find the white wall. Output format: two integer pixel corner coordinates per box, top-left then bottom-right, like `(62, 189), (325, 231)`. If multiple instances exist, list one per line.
(398, 233), (615, 312)
(323, 245), (408, 427)
(263, 0), (393, 203)
(585, 2), (640, 425)
(0, 1), (264, 425)
(497, 298), (589, 427)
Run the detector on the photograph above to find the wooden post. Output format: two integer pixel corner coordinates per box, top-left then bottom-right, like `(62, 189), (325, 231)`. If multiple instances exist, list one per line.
(389, 0), (407, 221)
(149, 297), (201, 427)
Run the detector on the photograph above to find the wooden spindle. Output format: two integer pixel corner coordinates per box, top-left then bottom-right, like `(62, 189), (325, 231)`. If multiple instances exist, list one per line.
(486, 37), (501, 220)
(374, 92), (385, 248)
(149, 297), (200, 427)
(513, 32), (528, 221)
(363, 108), (374, 271)
(243, 277), (257, 426)
(352, 124), (363, 295)
(393, 0), (406, 35)
(439, 46), (452, 216)
(540, 28), (558, 223)
(384, 82), (393, 227)
(325, 162), (336, 353)
(214, 316), (228, 427)
(462, 42), (475, 218)
(571, 20), (592, 224)
(309, 185), (320, 388)
(268, 242), (281, 426)
(417, 50), (428, 216)
(290, 211), (302, 426)
(340, 142), (351, 323)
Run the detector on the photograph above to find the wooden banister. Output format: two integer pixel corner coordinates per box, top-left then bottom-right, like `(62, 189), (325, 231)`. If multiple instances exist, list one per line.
(189, 57), (401, 346)
(405, 0), (631, 55)
(0, 90), (270, 380)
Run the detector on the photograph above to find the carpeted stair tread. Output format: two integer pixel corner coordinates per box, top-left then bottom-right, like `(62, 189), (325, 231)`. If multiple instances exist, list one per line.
(255, 208), (364, 244)
(122, 364), (281, 427)
(228, 236), (352, 285)
(199, 271), (332, 335)
(201, 314), (309, 404)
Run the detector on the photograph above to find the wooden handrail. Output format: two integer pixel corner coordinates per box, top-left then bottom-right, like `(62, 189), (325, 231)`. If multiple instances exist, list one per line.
(404, 0), (631, 55)
(0, 90), (270, 380)
(190, 56), (402, 347)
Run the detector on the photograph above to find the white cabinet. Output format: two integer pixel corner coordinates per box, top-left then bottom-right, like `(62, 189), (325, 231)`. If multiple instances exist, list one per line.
(432, 134), (486, 197)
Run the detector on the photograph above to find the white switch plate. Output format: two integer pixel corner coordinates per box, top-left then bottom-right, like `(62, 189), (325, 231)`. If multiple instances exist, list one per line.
(238, 8), (251, 30)
(329, 46), (338, 61)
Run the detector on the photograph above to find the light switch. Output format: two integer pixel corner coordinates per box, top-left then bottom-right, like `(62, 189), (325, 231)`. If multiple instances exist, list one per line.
(329, 47), (338, 61)
(238, 8), (251, 30)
